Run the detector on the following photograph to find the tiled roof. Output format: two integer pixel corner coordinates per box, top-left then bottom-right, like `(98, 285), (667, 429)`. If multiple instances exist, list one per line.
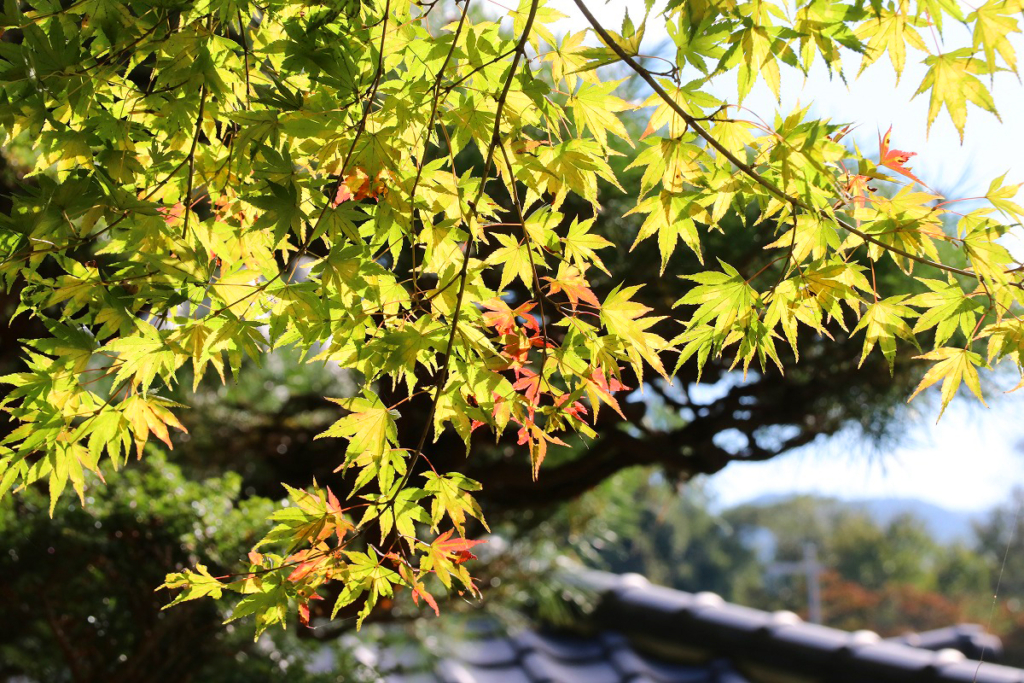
(358, 571), (1024, 683)
(360, 628), (753, 683)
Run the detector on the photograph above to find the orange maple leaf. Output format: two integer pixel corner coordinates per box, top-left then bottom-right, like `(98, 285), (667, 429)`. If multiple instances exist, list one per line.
(481, 298), (539, 335)
(580, 367), (628, 419)
(543, 265), (600, 311)
(879, 126), (927, 188)
(411, 583), (440, 616)
(512, 368), (543, 414)
(434, 528), (488, 564)
(844, 173), (874, 207)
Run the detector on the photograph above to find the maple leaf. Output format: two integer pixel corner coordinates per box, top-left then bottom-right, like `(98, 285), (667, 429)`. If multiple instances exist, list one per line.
(120, 395), (188, 458)
(159, 564), (226, 609)
(316, 391), (399, 465)
(422, 472), (488, 535)
(906, 278), (984, 347)
(855, 5), (928, 79)
(852, 296), (920, 371)
(970, 0), (1019, 75)
(909, 347), (988, 419)
(677, 262), (761, 337)
(986, 172), (1024, 222)
(579, 367), (627, 420)
(601, 285), (668, 380)
(512, 369), (544, 414)
(554, 394), (589, 422)
(562, 217), (614, 275)
(516, 418), (569, 480)
(434, 528), (487, 564)
(486, 233), (538, 291)
(843, 173), (874, 206)
(625, 191), (703, 272)
(481, 298), (539, 336)
(569, 79), (635, 149)
(545, 29), (593, 90)
(543, 263), (600, 311)
(410, 579), (440, 616)
(914, 49), (999, 142)
(878, 127), (926, 187)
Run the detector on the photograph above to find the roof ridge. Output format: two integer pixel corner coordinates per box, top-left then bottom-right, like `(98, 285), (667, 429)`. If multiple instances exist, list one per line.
(575, 569), (1023, 683)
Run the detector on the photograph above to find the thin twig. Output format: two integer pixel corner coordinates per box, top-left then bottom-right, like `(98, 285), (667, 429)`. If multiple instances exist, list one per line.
(570, 0), (1024, 291)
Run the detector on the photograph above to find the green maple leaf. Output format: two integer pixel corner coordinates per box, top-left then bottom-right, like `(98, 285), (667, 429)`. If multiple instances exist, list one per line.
(970, 0), (1019, 74)
(486, 233), (537, 291)
(906, 278), (984, 346)
(959, 212), (1014, 283)
(856, 5), (928, 79)
(422, 472), (487, 535)
(513, 0), (567, 51)
(909, 347), (987, 418)
(915, 0), (965, 34)
(331, 549), (401, 627)
(626, 191), (702, 273)
(601, 284), (668, 379)
(316, 391), (399, 464)
(569, 80), (634, 149)
(986, 172), (1024, 222)
(160, 564), (226, 609)
(677, 262), (761, 336)
(914, 49), (999, 141)
(562, 217), (614, 275)
(852, 295), (919, 371)
(104, 324), (183, 394)
(546, 30), (592, 90)
(359, 484), (430, 544)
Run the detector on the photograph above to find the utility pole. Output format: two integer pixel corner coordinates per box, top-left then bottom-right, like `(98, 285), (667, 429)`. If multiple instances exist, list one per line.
(766, 542), (824, 624)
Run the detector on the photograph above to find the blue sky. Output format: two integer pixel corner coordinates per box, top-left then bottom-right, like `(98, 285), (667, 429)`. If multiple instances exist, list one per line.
(538, 0), (1024, 511)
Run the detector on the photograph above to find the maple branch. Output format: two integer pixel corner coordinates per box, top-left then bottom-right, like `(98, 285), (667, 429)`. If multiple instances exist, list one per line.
(570, 0), (1024, 292)
(497, 141), (554, 394)
(181, 80), (208, 240)
(394, 0), (542, 505)
(408, 0), (473, 295)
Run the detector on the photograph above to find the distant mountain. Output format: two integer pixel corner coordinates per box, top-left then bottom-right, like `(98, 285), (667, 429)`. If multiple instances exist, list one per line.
(850, 498), (981, 544)
(740, 494), (982, 544)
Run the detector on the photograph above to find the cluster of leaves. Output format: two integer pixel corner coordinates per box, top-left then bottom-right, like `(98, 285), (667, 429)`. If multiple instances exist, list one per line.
(0, 0), (1022, 636)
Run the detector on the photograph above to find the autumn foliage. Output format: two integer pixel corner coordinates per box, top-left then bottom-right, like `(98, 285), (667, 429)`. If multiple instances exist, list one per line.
(1, 0), (1023, 636)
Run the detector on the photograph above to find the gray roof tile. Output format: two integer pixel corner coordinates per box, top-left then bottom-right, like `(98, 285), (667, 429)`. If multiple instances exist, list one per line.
(848, 641), (938, 673)
(452, 638), (519, 668)
(609, 645), (714, 682)
(689, 602), (771, 636)
(514, 630), (606, 661)
(521, 650), (623, 683)
(764, 621), (853, 657)
(615, 583), (696, 616)
(378, 643), (432, 672)
(436, 660), (534, 683)
(386, 674), (441, 683)
(934, 661), (1024, 683)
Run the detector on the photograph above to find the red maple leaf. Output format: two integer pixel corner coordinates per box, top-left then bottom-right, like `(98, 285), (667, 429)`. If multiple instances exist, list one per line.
(844, 174), (874, 207)
(878, 126), (926, 187)
(297, 592), (323, 627)
(515, 418), (568, 480)
(554, 394), (588, 421)
(481, 298), (539, 335)
(512, 368), (543, 412)
(580, 367), (629, 419)
(411, 583), (440, 616)
(543, 266), (600, 311)
(434, 529), (487, 564)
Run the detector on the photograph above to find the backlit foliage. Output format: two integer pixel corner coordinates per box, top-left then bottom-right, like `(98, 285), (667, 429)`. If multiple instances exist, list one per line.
(1, 0), (1022, 635)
